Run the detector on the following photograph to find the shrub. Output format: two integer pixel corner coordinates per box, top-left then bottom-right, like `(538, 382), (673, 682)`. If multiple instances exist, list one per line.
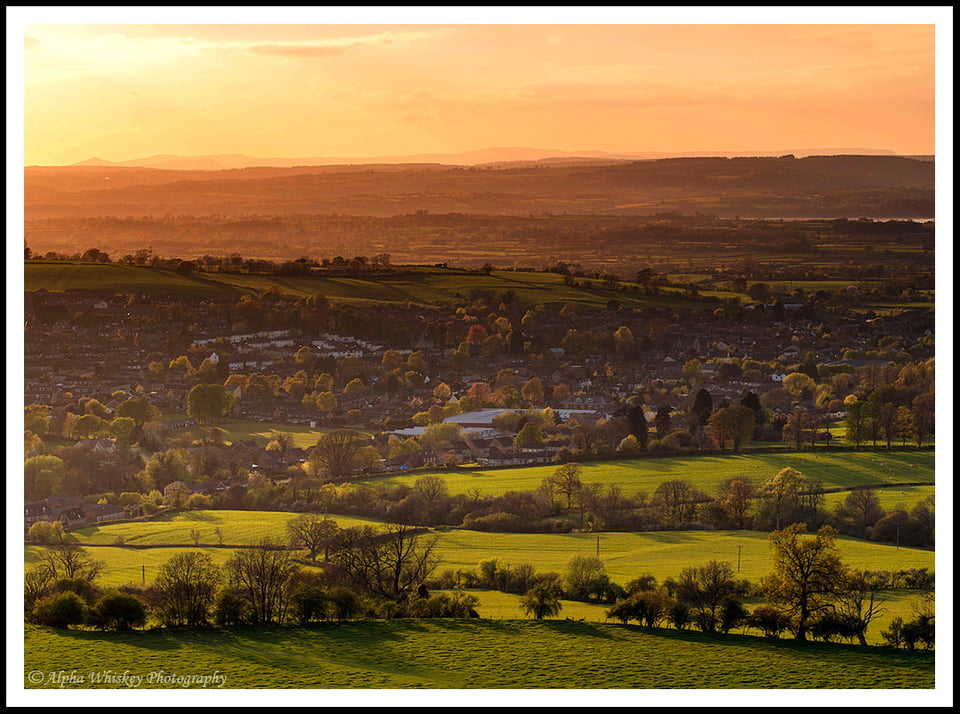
(33, 592), (87, 629)
(213, 589), (251, 627)
(748, 605), (792, 638)
(186, 493), (213, 510)
(89, 592), (147, 631)
(718, 598), (749, 634)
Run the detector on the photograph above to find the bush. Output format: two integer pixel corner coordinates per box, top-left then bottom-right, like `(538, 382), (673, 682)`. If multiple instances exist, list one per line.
(186, 493), (213, 510)
(89, 592), (147, 630)
(748, 605), (792, 638)
(52, 577), (100, 604)
(290, 587), (329, 624)
(33, 592), (87, 628)
(719, 598), (749, 634)
(404, 591), (480, 618)
(213, 589), (251, 627)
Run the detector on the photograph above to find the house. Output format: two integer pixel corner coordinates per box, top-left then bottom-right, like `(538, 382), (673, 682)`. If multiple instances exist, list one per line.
(81, 503), (127, 524)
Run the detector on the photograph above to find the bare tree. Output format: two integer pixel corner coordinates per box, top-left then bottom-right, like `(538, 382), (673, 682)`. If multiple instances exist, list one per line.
(287, 513), (341, 561)
(305, 429), (369, 481)
(329, 523), (440, 600)
(38, 543), (105, 582)
(224, 540), (298, 623)
(150, 551), (222, 626)
(834, 570), (887, 646)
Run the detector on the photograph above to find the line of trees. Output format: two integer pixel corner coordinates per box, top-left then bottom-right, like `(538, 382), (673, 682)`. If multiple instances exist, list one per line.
(24, 522), (470, 631)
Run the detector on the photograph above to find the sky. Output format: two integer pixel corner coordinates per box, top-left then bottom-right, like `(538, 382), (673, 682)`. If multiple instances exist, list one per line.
(13, 10), (945, 165)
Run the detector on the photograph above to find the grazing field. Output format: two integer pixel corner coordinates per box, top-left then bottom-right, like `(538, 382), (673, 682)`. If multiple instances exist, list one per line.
(822, 485), (935, 513)
(455, 588), (928, 647)
(355, 450), (935, 498)
(65, 510), (386, 547)
(28, 514), (934, 590)
(22, 620), (934, 689)
(430, 529), (933, 585)
(23, 262), (719, 311)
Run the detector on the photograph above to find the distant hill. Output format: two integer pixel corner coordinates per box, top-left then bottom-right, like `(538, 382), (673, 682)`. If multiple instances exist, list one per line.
(60, 146), (902, 171)
(25, 154), (934, 220)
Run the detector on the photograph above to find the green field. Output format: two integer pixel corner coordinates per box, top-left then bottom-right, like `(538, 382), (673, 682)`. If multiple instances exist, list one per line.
(23, 262), (722, 311)
(23, 619), (934, 689)
(66, 510), (386, 547)
(355, 450), (935, 498)
(456, 587), (928, 647)
(822, 485), (935, 513)
(429, 529), (933, 585)
(28, 510), (934, 591)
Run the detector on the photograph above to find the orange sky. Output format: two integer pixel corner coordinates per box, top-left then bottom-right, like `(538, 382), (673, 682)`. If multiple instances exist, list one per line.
(21, 21), (937, 165)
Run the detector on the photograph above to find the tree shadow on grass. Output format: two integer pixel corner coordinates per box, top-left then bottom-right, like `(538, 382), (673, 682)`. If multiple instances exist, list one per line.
(608, 623), (936, 667)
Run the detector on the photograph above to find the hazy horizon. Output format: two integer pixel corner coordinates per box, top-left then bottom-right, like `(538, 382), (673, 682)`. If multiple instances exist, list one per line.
(22, 22), (935, 166)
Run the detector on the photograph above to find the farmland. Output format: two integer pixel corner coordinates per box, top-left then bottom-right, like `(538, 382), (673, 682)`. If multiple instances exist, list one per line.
(26, 511), (934, 592)
(24, 261), (717, 311)
(354, 450), (936, 498)
(23, 618), (934, 689)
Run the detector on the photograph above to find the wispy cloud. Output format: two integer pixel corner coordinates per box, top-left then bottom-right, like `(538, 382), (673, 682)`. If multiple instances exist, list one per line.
(239, 30), (437, 59)
(250, 44), (345, 58)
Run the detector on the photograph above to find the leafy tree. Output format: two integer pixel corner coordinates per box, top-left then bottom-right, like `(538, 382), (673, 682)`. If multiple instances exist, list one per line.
(24, 455), (66, 500)
(761, 523), (847, 642)
(783, 372), (816, 401)
(564, 555), (609, 602)
(28, 520), (66, 545)
(625, 405), (648, 449)
(654, 406), (673, 437)
(833, 488), (885, 536)
(521, 377), (545, 405)
(722, 479), (757, 527)
(520, 582), (563, 620)
(844, 400), (872, 448)
(514, 422), (544, 450)
(24, 404), (50, 435)
(546, 462), (583, 510)
(186, 383), (236, 426)
(109, 416), (138, 442)
(689, 388), (713, 429)
(140, 449), (191, 491)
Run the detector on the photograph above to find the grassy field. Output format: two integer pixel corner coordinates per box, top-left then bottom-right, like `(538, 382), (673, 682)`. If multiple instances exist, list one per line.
(23, 262), (722, 312)
(429, 529), (933, 585)
(27, 511), (934, 590)
(454, 587), (928, 647)
(355, 450), (935, 498)
(822, 484), (935, 513)
(23, 619), (934, 689)
(65, 510), (386, 547)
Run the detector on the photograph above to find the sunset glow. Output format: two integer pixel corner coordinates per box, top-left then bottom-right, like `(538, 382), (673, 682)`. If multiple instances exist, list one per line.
(22, 21), (936, 165)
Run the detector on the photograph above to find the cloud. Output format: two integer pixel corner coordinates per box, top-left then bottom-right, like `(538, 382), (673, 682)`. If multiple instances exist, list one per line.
(242, 30), (436, 59)
(250, 44), (345, 58)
